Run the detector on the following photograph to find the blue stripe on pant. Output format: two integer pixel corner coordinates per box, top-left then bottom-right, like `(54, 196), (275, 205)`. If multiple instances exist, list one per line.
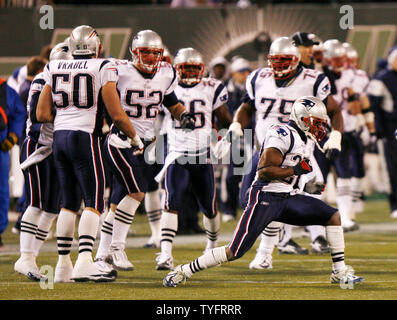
(229, 185), (337, 259)
(53, 130), (103, 213)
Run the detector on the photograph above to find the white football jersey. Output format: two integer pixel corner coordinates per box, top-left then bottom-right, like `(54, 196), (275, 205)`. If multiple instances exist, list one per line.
(43, 58), (118, 134)
(165, 77), (228, 153)
(253, 123), (314, 194)
(351, 68), (370, 96)
(26, 72), (53, 146)
(246, 67), (331, 146)
(332, 68), (364, 132)
(115, 61), (178, 140)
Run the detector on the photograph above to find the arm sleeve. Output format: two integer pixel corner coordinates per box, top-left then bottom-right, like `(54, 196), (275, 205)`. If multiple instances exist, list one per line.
(42, 63), (52, 88)
(163, 91), (179, 109)
(245, 69), (260, 100)
(165, 66), (179, 95)
(313, 73), (331, 101)
(262, 126), (291, 156)
(99, 60), (119, 86)
(212, 83), (229, 110)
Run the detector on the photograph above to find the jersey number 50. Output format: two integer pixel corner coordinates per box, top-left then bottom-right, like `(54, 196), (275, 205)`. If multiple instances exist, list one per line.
(52, 73), (94, 109)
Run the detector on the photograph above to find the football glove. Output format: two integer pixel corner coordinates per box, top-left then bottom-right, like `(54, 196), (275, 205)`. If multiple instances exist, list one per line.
(0, 132), (18, 151)
(180, 111), (196, 131)
(293, 158), (312, 176)
(323, 130), (342, 161)
(130, 134), (145, 156)
(304, 177), (325, 195)
(226, 122), (243, 142)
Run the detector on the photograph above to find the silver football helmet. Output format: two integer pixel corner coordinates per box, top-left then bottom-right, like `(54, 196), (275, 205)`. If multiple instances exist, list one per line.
(69, 25), (101, 57)
(290, 96), (328, 142)
(130, 30), (164, 74)
(323, 39), (347, 72)
(174, 48), (205, 85)
(49, 42), (72, 61)
(268, 37), (300, 80)
(343, 42), (359, 68)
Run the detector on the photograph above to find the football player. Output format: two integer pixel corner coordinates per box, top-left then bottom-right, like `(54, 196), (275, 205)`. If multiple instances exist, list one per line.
(36, 25), (142, 282)
(14, 43), (71, 281)
(323, 39), (373, 230)
(342, 42), (376, 214)
(155, 47), (232, 270)
(95, 30), (195, 271)
(163, 97), (363, 288)
(231, 37), (343, 269)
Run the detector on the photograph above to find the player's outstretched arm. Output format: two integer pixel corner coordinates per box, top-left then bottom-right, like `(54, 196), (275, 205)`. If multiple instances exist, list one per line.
(36, 85), (55, 123)
(101, 82), (143, 148)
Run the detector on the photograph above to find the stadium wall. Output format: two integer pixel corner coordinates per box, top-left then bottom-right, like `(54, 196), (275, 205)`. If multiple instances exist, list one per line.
(0, 3), (396, 76)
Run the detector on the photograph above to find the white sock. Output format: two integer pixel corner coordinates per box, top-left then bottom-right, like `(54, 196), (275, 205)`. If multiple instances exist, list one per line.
(307, 225), (326, 243)
(257, 221), (282, 255)
(20, 206), (42, 254)
(336, 178), (353, 222)
(32, 211), (57, 257)
(351, 177), (364, 216)
(145, 190), (162, 244)
(181, 246), (228, 278)
(160, 211), (178, 256)
(95, 210), (115, 259)
(77, 209), (100, 262)
(56, 209), (76, 261)
(279, 224), (292, 246)
(326, 225), (346, 272)
(111, 196), (140, 250)
(203, 214), (220, 250)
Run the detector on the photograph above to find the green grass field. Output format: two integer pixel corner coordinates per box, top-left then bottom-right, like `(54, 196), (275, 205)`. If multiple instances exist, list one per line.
(1, 198), (397, 301)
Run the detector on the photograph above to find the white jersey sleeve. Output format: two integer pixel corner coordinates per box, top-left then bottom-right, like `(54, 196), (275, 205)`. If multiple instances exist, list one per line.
(212, 81), (228, 110)
(314, 73), (331, 101)
(245, 68), (261, 101)
(163, 63), (179, 95)
(262, 125), (292, 156)
(99, 61), (118, 86)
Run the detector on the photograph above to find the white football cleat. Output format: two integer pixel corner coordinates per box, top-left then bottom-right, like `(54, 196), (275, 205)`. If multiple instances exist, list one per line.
(249, 253), (273, 270)
(222, 214), (235, 223)
(94, 257), (116, 274)
(330, 265), (364, 285)
(391, 210), (397, 219)
(54, 258), (74, 283)
(110, 248), (134, 271)
(156, 252), (174, 270)
(14, 254), (47, 282)
(163, 265), (188, 287)
(71, 258), (117, 282)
